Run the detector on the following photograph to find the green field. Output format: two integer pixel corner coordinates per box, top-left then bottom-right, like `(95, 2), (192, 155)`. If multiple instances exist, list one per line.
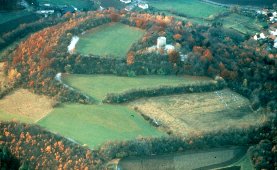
(38, 104), (164, 148)
(76, 23), (145, 57)
(0, 11), (30, 24)
(0, 110), (33, 123)
(63, 74), (213, 102)
(221, 13), (266, 34)
(38, 0), (92, 9)
(149, 0), (226, 19)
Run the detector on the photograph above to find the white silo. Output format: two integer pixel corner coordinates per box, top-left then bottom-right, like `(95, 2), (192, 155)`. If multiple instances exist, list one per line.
(157, 37), (166, 49)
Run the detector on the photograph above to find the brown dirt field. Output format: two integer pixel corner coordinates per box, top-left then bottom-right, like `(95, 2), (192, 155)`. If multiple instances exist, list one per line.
(128, 89), (270, 136)
(0, 89), (54, 122)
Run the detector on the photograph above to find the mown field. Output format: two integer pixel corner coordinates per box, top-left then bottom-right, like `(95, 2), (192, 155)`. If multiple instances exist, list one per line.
(62, 74), (213, 102)
(129, 89), (269, 136)
(221, 13), (266, 34)
(0, 11), (31, 25)
(37, 104), (164, 148)
(37, 0), (93, 9)
(118, 147), (248, 170)
(149, 0), (227, 19)
(76, 23), (145, 57)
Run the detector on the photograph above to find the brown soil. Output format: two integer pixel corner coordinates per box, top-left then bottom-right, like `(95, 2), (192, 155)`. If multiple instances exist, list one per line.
(129, 89), (270, 136)
(0, 89), (54, 122)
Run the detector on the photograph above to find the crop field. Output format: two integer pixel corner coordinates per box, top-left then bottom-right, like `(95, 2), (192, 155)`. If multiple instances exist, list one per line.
(129, 89), (269, 136)
(38, 0), (93, 9)
(62, 74), (213, 102)
(0, 11), (30, 25)
(37, 104), (164, 148)
(118, 147), (247, 170)
(221, 13), (266, 34)
(149, 0), (226, 19)
(76, 23), (145, 57)
(0, 89), (54, 123)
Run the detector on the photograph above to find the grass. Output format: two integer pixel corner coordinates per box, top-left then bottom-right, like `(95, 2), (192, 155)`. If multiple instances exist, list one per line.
(37, 104), (164, 148)
(38, 0), (92, 9)
(0, 109), (33, 123)
(0, 11), (30, 24)
(76, 23), (145, 57)
(62, 74), (213, 102)
(149, 0), (226, 19)
(221, 13), (266, 34)
(129, 89), (269, 136)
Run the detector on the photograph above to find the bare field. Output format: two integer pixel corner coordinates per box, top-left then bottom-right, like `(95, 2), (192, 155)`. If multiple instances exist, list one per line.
(128, 89), (269, 136)
(0, 89), (54, 123)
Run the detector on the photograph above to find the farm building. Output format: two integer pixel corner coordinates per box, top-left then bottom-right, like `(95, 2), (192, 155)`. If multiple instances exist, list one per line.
(138, 3), (148, 9)
(120, 0), (131, 4)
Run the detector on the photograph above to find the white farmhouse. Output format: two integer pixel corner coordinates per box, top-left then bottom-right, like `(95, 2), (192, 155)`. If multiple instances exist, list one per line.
(120, 0), (131, 4)
(138, 3), (148, 9)
(157, 37), (166, 49)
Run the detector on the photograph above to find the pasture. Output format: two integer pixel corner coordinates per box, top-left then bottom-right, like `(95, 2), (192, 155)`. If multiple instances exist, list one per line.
(128, 89), (270, 136)
(37, 0), (93, 9)
(62, 74), (213, 102)
(0, 89), (54, 123)
(76, 23), (145, 57)
(221, 13), (266, 34)
(0, 11), (30, 25)
(37, 104), (164, 148)
(149, 0), (226, 19)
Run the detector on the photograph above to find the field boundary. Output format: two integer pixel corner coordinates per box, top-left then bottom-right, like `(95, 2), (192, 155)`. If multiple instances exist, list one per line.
(103, 79), (226, 104)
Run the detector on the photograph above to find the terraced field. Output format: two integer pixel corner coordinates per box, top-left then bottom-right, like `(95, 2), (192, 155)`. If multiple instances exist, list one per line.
(62, 74), (213, 102)
(76, 23), (145, 57)
(128, 89), (269, 136)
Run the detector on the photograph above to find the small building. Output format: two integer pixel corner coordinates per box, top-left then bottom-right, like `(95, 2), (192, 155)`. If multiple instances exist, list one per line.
(157, 37), (166, 49)
(254, 33), (267, 40)
(165, 44), (175, 53)
(125, 5), (134, 11)
(120, 0), (131, 4)
(138, 3), (148, 9)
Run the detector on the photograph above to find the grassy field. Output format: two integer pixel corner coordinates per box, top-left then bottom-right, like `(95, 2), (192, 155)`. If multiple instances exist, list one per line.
(221, 13), (266, 34)
(76, 23), (145, 57)
(62, 74), (213, 102)
(149, 0), (226, 19)
(0, 11), (30, 25)
(38, 0), (92, 9)
(118, 147), (247, 170)
(37, 104), (164, 148)
(129, 89), (269, 136)
(0, 89), (54, 123)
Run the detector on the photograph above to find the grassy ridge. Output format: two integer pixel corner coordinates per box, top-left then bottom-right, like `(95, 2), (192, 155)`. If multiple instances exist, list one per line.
(76, 23), (145, 57)
(37, 104), (164, 148)
(149, 0), (226, 19)
(63, 74), (212, 102)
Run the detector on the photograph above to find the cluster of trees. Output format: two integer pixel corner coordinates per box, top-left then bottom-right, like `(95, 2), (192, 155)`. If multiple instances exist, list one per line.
(103, 79), (225, 104)
(0, 122), (105, 169)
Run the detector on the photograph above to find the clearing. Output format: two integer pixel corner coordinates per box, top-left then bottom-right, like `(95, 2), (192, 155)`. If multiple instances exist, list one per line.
(37, 104), (165, 148)
(149, 0), (226, 19)
(37, 0), (93, 10)
(75, 23), (145, 57)
(128, 89), (270, 136)
(221, 13), (266, 34)
(117, 147), (248, 170)
(62, 74), (213, 102)
(0, 89), (54, 123)
(0, 11), (30, 25)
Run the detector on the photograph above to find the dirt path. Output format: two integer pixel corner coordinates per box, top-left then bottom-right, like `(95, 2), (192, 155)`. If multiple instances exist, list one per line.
(117, 147), (247, 170)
